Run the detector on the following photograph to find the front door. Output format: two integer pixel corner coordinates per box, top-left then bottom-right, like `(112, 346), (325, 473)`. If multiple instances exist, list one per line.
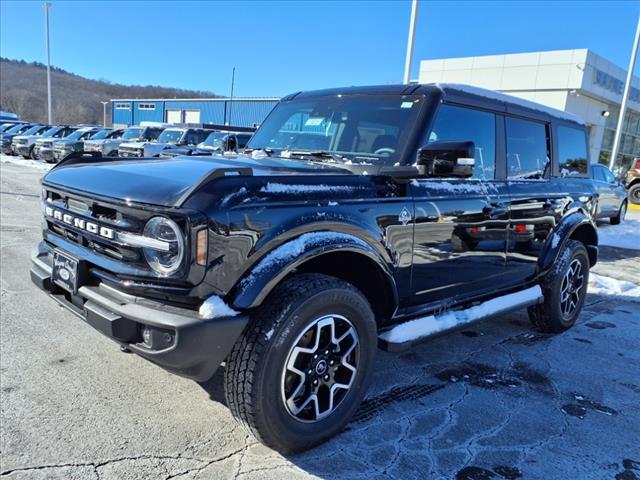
(409, 104), (512, 307)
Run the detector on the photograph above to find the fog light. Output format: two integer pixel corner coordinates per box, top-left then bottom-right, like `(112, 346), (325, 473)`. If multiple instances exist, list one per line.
(142, 326), (152, 346)
(139, 324), (175, 350)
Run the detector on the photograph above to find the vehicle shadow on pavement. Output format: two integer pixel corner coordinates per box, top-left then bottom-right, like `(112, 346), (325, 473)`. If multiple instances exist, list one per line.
(192, 290), (640, 479)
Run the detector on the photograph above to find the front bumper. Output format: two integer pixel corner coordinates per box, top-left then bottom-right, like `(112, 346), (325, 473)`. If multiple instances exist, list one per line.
(118, 150), (142, 157)
(39, 147), (55, 162)
(54, 149), (74, 161)
(16, 145), (31, 157)
(30, 245), (248, 382)
(1, 143), (14, 154)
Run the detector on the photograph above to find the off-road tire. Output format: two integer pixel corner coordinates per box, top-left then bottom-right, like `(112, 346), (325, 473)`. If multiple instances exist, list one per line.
(528, 239), (589, 333)
(628, 184), (640, 206)
(610, 201), (627, 225)
(224, 273), (377, 453)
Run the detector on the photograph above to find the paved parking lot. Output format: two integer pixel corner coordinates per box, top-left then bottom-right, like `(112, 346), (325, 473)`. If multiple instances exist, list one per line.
(1, 156), (639, 480)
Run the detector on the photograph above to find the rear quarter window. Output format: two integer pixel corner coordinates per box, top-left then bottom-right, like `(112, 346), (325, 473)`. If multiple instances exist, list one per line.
(558, 125), (588, 177)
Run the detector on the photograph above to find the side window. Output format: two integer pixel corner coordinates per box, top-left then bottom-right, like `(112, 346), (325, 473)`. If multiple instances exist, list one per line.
(506, 117), (549, 180)
(428, 104), (496, 180)
(558, 125), (588, 177)
(591, 166), (605, 182)
(602, 167), (616, 184)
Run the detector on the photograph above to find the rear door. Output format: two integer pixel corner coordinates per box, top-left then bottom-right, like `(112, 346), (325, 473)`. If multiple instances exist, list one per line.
(504, 116), (561, 284)
(410, 104), (512, 306)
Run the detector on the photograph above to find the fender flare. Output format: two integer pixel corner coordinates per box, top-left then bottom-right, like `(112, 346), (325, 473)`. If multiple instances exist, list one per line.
(230, 232), (398, 310)
(538, 211), (598, 272)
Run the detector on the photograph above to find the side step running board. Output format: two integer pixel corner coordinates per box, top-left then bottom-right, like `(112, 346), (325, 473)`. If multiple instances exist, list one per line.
(378, 286), (543, 352)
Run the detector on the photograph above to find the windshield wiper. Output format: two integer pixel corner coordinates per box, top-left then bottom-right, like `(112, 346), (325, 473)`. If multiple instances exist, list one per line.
(244, 147), (273, 157)
(283, 150), (347, 163)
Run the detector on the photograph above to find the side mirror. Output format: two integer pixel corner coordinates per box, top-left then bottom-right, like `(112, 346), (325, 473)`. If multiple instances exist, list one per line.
(417, 141), (476, 178)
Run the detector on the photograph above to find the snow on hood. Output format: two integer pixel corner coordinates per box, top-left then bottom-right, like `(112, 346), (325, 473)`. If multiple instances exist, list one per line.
(120, 141), (147, 148)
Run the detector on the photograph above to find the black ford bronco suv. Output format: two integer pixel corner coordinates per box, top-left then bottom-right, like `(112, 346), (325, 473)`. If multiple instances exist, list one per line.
(31, 84), (598, 453)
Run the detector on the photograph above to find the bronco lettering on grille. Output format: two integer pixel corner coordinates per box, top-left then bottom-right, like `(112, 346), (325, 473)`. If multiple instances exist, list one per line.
(45, 206), (115, 240)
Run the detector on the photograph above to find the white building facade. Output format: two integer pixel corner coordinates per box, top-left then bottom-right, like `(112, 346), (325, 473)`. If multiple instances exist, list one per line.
(419, 49), (640, 170)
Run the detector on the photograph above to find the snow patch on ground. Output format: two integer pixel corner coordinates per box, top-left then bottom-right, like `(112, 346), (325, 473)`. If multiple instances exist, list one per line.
(199, 295), (239, 319)
(1, 155), (53, 171)
(597, 220), (640, 250)
(380, 286), (542, 344)
(589, 272), (640, 301)
(260, 183), (355, 194)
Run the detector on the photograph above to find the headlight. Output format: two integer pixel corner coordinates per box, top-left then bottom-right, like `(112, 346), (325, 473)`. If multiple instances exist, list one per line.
(142, 217), (184, 276)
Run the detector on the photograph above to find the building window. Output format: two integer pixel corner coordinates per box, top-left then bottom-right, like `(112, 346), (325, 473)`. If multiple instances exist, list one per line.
(557, 126), (588, 177)
(138, 103), (156, 110)
(115, 103), (130, 110)
(506, 117), (549, 180)
(427, 104), (496, 180)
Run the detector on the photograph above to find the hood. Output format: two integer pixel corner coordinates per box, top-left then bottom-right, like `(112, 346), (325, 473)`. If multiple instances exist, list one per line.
(55, 139), (80, 147)
(120, 141), (148, 148)
(42, 154), (349, 207)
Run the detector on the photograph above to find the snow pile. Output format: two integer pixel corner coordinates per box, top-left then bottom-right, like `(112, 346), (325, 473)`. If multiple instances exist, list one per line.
(1, 155), (53, 171)
(199, 295), (239, 319)
(597, 220), (640, 250)
(380, 286), (542, 344)
(260, 183), (354, 194)
(588, 273), (640, 301)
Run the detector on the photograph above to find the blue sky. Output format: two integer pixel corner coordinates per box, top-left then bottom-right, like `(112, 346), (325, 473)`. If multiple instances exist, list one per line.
(0, 1), (638, 97)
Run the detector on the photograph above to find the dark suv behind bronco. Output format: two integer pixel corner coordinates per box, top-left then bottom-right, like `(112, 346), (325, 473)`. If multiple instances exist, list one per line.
(31, 83), (598, 453)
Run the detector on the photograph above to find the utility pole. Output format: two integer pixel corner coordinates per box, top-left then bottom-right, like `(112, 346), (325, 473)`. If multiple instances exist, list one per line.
(101, 101), (109, 127)
(609, 15), (640, 172)
(226, 67), (235, 126)
(44, 2), (52, 124)
(403, 0), (419, 84)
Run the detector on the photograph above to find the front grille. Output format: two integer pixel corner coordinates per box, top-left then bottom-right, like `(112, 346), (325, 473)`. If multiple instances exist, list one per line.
(14, 138), (27, 145)
(42, 189), (149, 265)
(84, 142), (101, 152)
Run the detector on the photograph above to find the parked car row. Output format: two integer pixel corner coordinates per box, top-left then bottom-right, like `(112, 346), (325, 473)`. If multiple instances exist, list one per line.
(0, 120), (254, 163)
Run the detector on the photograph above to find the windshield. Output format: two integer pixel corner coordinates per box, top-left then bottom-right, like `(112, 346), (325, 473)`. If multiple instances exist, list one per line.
(247, 94), (424, 165)
(42, 127), (61, 138)
(0, 124), (14, 132)
(22, 125), (45, 136)
(157, 129), (184, 144)
(65, 129), (89, 141)
(122, 127), (142, 140)
(6, 124), (30, 134)
(89, 129), (112, 140)
(201, 132), (227, 150)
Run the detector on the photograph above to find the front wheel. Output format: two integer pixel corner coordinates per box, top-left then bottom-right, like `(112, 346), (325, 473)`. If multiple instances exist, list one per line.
(224, 273), (377, 453)
(528, 239), (589, 333)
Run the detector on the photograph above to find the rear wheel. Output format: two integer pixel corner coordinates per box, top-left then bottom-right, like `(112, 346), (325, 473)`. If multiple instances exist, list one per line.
(224, 273), (377, 453)
(629, 184), (640, 206)
(610, 201), (627, 225)
(528, 239), (589, 333)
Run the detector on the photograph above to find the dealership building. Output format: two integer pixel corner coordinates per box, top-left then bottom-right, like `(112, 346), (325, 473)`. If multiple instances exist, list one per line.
(419, 49), (640, 170)
(110, 97), (279, 129)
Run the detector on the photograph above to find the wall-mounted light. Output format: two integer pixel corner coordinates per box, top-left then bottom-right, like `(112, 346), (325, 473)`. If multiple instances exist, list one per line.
(601, 110), (610, 117)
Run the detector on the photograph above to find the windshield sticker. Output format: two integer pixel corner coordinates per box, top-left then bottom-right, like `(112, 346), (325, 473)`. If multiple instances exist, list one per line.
(305, 117), (325, 126)
(401, 102), (414, 109)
